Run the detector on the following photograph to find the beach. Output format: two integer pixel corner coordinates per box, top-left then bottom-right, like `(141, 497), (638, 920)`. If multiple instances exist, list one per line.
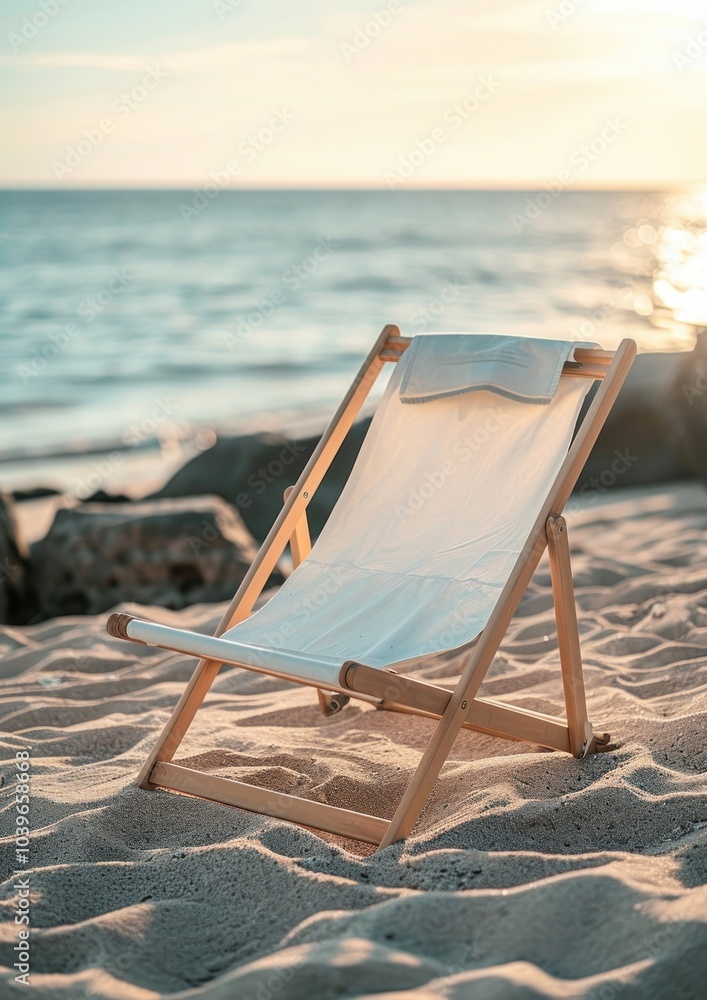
(1, 481), (705, 998)
(1, 188), (706, 997)
(4, 0), (707, 989)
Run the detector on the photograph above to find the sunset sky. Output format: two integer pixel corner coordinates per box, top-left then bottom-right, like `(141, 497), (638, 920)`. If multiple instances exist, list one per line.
(1, 0), (705, 188)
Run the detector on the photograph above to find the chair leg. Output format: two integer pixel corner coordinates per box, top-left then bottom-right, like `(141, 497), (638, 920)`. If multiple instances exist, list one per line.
(377, 648), (493, 848)
(546, 515), (596, 758)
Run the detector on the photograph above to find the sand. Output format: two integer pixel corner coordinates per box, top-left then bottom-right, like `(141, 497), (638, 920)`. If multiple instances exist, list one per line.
(1, 483), (706, 999)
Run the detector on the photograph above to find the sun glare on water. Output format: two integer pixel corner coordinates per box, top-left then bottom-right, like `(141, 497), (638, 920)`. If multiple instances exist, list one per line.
(651, 190), (707, 338)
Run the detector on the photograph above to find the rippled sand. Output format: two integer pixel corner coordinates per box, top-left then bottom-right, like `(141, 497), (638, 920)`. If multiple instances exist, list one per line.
(1, 484), (706, 999)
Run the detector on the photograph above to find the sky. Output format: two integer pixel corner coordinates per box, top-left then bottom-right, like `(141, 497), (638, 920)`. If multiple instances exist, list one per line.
(0, 0), (705, 188)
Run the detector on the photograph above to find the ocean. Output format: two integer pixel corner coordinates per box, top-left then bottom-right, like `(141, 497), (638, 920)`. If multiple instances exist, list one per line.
(0, 188), (703, 495)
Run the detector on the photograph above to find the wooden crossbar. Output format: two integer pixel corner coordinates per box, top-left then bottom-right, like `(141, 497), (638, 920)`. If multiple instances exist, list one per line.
(383, 335), (614, 363)
(343, 663), (572, 754)
(151, 762), (389, 845)
(380, 337), (614, 378)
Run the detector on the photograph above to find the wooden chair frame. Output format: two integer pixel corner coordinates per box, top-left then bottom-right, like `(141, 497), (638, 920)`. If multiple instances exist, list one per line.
(111, 325), (636, 849)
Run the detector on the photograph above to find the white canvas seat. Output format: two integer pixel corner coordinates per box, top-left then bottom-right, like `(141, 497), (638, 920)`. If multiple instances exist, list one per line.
(119, 345), (593, 684)
(107, 325), (636, 848)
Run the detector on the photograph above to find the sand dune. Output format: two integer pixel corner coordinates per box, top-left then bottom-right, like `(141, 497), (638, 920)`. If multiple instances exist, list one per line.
(1, 485), (706, 998)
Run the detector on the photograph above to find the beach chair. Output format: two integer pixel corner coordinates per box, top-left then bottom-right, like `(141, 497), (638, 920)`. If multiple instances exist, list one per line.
(106, 326), (636, 849)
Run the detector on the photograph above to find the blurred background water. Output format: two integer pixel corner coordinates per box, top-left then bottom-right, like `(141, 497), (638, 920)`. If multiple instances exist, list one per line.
(1, 188), (706, 495)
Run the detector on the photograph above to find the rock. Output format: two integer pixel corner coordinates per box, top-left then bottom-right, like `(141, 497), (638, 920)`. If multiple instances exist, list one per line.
(152, 422), (372, 541)
(31, 496), (282, 620)
(576, 350), (695, 497)
(11, 486), (61, 502)
(664, 330), (707, 480)
(84, 489), (131, 504)
(0, 492), (35, 624)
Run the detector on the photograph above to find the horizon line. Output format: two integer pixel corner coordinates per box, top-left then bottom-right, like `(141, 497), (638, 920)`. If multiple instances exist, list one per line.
(0, 182), (698, 193)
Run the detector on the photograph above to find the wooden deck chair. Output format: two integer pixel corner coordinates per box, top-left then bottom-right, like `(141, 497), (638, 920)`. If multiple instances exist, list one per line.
(106, 325), (636, 849)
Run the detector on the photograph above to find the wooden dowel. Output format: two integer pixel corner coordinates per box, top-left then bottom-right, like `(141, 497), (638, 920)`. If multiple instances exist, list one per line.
(383, 337), (614, 366)
(343, 663), (572, 754)
(383, 338), (614, 378)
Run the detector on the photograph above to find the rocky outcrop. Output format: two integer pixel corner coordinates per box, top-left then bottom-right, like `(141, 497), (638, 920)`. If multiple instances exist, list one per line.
(17, 343), (707, 624)
(574, 350), (694, 498)
(152, 352), (700, 538)
(664, 329), (707, 480)
(152, 422), (372, 541)
(31, 496), (282, 619)
(0, 492), (34, 624)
